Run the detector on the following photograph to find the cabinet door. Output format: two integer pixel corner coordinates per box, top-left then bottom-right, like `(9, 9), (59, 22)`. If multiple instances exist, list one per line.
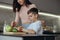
(0, 36), (23, 40)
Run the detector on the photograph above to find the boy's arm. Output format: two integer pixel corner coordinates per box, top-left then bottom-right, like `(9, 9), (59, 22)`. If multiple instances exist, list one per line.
(26, 21), (42, 34)
(22, 21), (41, 34)
(16, 26), (35, 34)
(22, 28), (36, 34)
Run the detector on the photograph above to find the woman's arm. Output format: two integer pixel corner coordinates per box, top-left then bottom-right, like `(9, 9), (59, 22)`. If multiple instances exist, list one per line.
(11, 8), (20, 27)
(11, 12), (20, 27)
(15, 11), (19, 24)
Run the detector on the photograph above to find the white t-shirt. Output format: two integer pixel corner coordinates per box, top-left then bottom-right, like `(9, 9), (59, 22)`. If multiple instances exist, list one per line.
(27, 20), (43, 34)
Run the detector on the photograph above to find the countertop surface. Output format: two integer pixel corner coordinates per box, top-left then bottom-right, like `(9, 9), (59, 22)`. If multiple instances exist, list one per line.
(0, 32), (57, 37)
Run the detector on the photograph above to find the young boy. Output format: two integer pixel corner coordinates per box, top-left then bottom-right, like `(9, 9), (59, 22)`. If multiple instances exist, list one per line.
(17, 8), (43, 34)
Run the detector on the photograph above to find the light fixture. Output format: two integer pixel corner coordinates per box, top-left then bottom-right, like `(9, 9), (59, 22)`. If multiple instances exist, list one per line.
(39, 12), (60, 18)
(0, 4), (12, 9)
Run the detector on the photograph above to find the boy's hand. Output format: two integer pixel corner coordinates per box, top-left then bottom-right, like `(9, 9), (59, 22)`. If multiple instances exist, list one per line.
(17, 26), (23, 32)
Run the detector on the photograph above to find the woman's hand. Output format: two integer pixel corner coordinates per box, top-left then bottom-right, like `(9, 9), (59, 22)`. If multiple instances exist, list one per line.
(11, 21), (16, 27)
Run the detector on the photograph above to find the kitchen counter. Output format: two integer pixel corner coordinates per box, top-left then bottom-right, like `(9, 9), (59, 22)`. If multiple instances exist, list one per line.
(0, 32), (57, 40)
(0, 33), (56, 36)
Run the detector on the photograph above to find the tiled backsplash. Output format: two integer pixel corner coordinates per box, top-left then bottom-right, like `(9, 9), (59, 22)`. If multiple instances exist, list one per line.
(0, 9), (15, 31)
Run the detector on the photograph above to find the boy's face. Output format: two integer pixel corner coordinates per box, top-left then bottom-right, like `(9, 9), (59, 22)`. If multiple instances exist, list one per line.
(28, 12), (38, 22)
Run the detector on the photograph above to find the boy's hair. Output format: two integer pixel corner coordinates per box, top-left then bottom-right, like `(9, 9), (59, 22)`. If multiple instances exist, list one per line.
(27, 8), (38, 15)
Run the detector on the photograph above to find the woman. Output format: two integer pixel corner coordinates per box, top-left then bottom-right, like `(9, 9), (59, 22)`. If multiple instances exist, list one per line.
(11, 0), (36, 28)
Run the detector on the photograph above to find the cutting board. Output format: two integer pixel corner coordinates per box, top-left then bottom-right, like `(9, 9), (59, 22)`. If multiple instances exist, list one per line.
(3, 32), (26, 35)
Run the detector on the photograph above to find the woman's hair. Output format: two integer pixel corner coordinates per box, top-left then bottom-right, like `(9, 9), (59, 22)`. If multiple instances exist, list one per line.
(13, 0), (32, 12)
